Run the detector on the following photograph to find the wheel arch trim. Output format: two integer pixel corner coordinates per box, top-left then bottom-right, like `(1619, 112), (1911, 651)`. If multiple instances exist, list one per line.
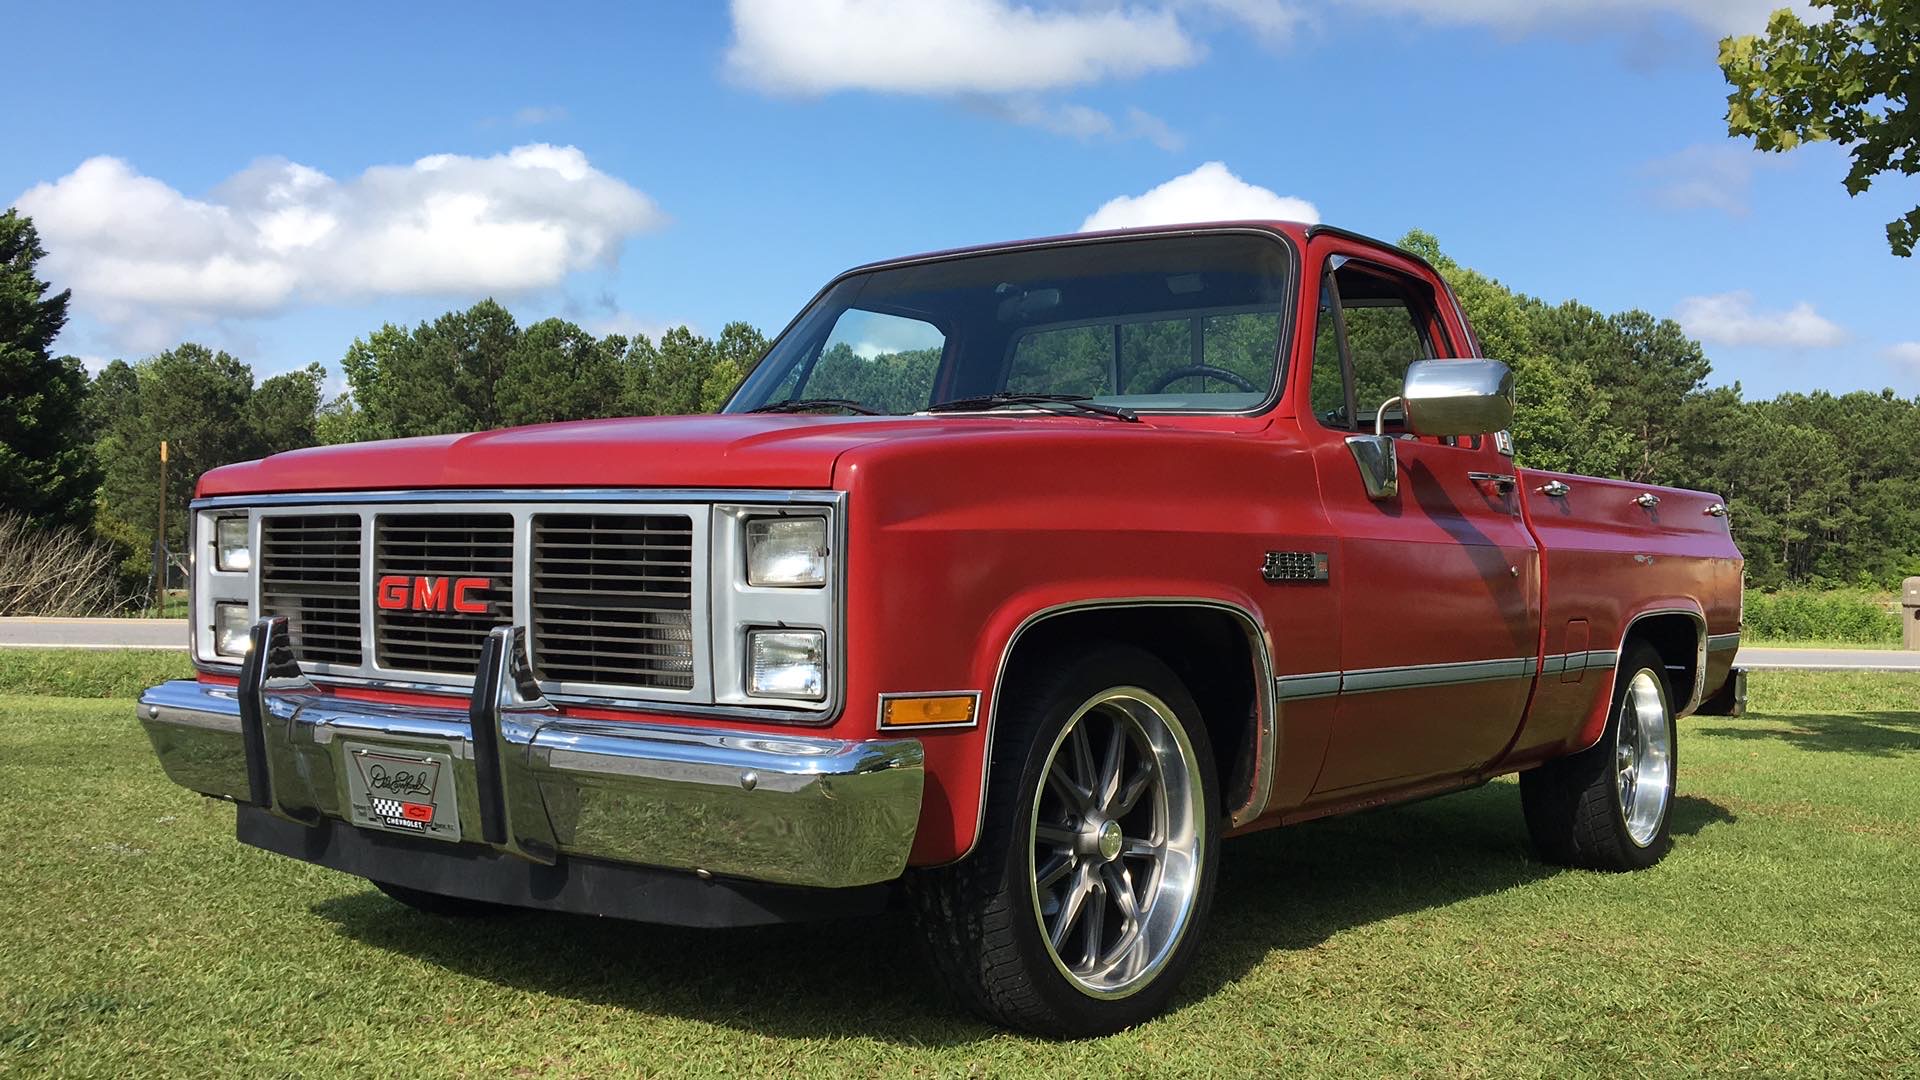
(1575, 603), (1707, 753)
(959, 596), (1277, 862)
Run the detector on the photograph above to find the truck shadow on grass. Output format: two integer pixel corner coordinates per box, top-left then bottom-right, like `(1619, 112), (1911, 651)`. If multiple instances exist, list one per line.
(1693, 710), (1920, 757)
(309, 785), (1733, 1045)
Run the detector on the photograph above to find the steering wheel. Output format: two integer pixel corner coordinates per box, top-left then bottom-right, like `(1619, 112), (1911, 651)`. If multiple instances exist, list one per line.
(1145, 365), (1258, 394)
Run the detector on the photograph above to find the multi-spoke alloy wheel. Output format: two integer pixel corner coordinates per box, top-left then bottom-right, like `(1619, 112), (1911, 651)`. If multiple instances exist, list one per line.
(908, 644), (1219, 1037)
(1520, 640), (1678, 872)
(1028, 688), (1204, 997)
(1614, 669), (1673, 847)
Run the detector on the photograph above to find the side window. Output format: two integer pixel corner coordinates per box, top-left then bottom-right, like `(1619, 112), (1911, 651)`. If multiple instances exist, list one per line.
(1310, 261), (1439, 431)
(793, 309), (943, 413)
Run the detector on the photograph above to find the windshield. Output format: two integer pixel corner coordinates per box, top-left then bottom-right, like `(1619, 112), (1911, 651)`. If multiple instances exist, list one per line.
(725, 233), (1293, 416)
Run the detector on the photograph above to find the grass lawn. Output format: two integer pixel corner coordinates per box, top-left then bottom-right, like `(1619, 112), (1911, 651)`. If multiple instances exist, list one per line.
(2, 665), (1916, 1077)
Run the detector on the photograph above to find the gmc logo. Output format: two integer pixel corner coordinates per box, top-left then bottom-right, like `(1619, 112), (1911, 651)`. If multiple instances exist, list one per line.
(377, 575), (494, 615)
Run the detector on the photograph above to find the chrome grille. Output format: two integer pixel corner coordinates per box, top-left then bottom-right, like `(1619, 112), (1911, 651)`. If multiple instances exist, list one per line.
(531, 514), (696, 689)
(373, 513), (514, 673)
(258, 514), (363, 666)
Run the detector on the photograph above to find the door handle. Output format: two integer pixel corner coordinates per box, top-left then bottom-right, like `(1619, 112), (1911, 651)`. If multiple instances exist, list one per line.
(1634, 492), (1662, 509)
(1537, 480), (1570, 497)
(1467, 471), (1517, 493)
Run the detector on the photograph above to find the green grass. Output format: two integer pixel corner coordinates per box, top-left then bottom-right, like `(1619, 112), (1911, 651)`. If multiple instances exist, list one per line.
(2, 671), (1917, 1076)
(0, 648), (191, 699)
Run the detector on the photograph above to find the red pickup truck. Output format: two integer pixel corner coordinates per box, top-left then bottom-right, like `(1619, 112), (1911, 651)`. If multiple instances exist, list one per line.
(141, 222), (1746, 1036)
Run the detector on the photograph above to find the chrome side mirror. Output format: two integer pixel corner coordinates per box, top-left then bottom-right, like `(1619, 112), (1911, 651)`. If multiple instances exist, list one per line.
(1343, 359), (1515, 502)
(1400, 358), (1514, 437)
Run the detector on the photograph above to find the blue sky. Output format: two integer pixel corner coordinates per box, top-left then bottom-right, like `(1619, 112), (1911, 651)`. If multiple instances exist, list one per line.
(5, 0), (1916, 399)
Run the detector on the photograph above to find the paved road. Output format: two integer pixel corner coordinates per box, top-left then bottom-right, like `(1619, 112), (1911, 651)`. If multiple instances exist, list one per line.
(1737, 646), (1920, 672)
(0, 617), (188, 650)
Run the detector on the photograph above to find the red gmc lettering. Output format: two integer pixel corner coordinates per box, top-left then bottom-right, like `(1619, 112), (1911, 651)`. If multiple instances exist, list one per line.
(452, 577), (490, 614)
(411, 577), (449, 612)
(375, 575), (490, 613)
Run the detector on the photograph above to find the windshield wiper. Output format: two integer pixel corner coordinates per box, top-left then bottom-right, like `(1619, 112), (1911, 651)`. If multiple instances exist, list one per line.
(926, 392), (1139, 423)
(747, 398), (884, 415)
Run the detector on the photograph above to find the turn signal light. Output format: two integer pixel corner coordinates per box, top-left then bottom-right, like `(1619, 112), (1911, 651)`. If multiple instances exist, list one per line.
(880, 694), (977, 728)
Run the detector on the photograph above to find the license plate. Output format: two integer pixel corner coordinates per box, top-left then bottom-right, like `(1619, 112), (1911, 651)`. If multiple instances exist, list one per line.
(342, 743), (461, 843)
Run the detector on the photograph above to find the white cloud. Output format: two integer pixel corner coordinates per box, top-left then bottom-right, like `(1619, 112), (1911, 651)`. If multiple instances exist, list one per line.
(969, 98), (1185, 149)
(1674, 292), (1849, 349)
(725, 0), (1200, 95)
(16, 145), (662, 345)
(1640, 144), (1773, 215)
(1885, 342), (1920, 373)
(1079, 162), (1319, 231)
(510, 105), (568, 126)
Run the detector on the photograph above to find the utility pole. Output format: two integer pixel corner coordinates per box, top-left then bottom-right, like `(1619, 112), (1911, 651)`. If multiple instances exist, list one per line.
(154, 440), (168, 616)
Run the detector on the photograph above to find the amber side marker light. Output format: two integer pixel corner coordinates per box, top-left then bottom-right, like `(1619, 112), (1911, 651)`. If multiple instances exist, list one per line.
(880, 693), (979, 729)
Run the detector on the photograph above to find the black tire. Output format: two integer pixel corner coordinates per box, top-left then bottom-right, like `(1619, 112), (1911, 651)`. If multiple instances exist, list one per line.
(1520, 641), (1677, 871)
(908, 643), (1221, 1038)
(369, 880), (512, 917)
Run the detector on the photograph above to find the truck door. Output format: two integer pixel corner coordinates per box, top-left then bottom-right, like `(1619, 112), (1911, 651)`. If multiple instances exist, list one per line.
(1301, 245), (1541, 796)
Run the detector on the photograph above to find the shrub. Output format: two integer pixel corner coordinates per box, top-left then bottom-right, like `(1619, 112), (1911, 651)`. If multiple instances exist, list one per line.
(1743, 589), (1901, 644)
(0, 512), (131, 617)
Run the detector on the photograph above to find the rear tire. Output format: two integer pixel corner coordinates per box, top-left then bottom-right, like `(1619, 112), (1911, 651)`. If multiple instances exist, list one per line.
(1520, 640), (1677, 871)
(370, 880), (511, 917)
(908, 644), (1221, 1038)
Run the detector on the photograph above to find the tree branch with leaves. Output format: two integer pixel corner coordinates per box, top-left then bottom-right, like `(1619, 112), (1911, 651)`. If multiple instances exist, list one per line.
(1721, 1), (1920, 256)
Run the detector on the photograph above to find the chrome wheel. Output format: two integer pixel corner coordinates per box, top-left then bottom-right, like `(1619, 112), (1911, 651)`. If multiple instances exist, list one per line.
(1027, 687), (1205, 998)
(1615, 669), (1673, 848)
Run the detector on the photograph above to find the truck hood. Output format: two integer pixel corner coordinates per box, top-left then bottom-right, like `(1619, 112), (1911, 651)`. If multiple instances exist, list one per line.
(195, 413), (1129, 497)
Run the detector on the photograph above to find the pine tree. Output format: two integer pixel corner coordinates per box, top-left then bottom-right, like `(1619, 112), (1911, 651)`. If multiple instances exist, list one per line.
(0, 209), (98, 529)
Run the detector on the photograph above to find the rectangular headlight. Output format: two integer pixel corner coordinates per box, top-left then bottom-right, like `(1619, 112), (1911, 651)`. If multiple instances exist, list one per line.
(746, 629), (826, 700)
(215, 516), (251, 572)
(744, 516), (827, 587)
(214, 602), (252, 658)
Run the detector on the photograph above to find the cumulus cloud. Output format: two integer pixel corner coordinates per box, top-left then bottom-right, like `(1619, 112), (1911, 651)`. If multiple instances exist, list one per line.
(1886, 342), (1920, 373)
(726, 0), (1199, 95)
(1079, 162), (1319, 231)
(1674, 292), (1849, 349)
(15, 145), (661, 344)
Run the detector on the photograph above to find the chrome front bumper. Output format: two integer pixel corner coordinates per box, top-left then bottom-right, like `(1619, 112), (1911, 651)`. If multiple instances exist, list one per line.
(139, 618), (924, 890)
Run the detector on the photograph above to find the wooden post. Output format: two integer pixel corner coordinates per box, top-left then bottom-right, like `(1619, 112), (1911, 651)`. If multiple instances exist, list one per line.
(154, 440), (168, 616)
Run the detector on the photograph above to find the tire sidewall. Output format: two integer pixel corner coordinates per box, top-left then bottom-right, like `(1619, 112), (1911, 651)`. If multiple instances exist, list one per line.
(990, 646), (1221, 1034)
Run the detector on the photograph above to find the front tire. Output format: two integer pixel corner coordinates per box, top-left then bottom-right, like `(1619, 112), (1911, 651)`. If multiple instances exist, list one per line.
(1520, 641), (1677, 871)
(909, 644), (1220, 1037)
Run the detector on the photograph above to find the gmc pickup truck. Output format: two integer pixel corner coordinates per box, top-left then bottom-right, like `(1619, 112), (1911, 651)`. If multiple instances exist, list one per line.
(140, 223), (1746, 1037)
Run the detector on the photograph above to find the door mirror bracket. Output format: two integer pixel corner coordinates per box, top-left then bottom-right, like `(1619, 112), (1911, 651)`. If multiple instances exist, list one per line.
(1342, 360), (1515, 502)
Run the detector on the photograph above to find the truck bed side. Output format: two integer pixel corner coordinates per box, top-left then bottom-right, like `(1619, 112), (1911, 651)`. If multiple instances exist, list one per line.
(1502, 469), (1743, 768)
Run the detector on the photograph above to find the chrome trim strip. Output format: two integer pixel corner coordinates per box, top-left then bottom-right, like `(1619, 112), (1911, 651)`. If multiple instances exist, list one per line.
(973, 597), (1278, 856)
(138, 674), (925, 889)
(875, 690), (983, 732)
(1341, 656), (1535, 695)
(1707, 632), (1742, 652)
(1275, 672), (1341, 701)
(1541, 653), (1567, 676)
